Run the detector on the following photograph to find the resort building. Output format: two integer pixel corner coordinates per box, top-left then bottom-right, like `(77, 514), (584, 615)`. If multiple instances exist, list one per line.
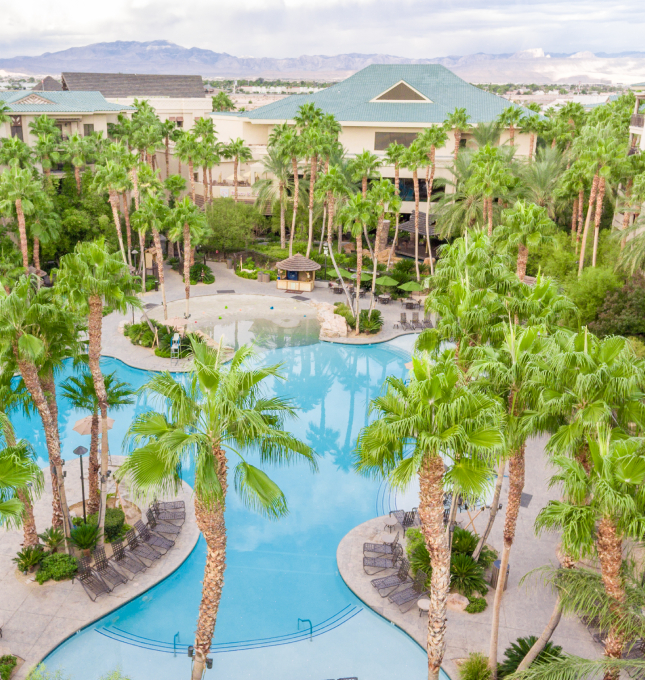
(208, 64), (535, 212)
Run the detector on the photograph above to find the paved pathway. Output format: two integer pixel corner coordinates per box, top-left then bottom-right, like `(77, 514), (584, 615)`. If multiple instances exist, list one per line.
(337, 435), (602, 679)
(0, 456), (199, 679)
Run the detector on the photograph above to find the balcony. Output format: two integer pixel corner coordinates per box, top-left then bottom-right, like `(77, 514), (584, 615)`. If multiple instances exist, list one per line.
(631, 113), (645, 129)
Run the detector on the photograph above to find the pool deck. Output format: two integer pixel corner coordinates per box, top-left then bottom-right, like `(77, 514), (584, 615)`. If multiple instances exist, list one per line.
(0, 456), (199, 679)
(336, 435), (603, 679)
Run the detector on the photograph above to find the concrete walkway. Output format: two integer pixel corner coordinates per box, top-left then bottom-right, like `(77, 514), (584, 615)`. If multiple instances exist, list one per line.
(337, 435), (602, 679)
(0, 456), (199, 679)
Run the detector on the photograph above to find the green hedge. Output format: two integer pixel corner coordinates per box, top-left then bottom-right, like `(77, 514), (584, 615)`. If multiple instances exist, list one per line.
(35, 553), (78, 585)
(72, 507), (126, 542)
(0, 655), (17, 680)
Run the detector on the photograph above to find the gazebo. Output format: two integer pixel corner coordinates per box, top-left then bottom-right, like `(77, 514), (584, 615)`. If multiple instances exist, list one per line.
(275, 254), (321, 293)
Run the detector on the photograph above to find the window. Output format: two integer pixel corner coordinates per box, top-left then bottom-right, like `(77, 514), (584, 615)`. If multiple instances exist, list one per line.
(375, 132), (418, 150)
(394, 178), (427, 202)
(10, 115), (22, 141)
(194, 172), (199, 182)
(83, 123), (94, 136)
(372, 81), (430, 102)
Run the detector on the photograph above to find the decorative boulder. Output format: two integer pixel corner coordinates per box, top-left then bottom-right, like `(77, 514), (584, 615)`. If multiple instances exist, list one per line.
(446, 593), (469, 612)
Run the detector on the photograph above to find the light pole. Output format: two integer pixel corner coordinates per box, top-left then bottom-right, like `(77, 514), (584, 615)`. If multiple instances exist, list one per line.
(322, 243), (329, 281)
(73, 446), (88, 524)
(131, 248), (139, 272)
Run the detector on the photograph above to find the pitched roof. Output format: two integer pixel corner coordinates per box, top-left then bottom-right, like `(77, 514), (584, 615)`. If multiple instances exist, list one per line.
(235, 64), (530, 124)
(0, 90), (133, 113)
(398, 211), (437, 236)
(32, 76), (62, 92)
(61, 73), (205, 98)
(275, 254), (321, 271)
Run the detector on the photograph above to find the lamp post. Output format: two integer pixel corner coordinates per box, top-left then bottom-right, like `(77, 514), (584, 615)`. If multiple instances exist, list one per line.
(322, 243), (329, 281)
(73, 445), (88, 524)
(131, 248), (139, 272)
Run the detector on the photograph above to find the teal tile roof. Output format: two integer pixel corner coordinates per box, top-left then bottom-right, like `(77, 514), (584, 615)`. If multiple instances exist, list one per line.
(238, 65), (530, 124)
(0, 91), (134, 113)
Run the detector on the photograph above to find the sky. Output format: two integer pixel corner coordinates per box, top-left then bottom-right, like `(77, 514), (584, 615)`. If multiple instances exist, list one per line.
(1, 0), (645, 59)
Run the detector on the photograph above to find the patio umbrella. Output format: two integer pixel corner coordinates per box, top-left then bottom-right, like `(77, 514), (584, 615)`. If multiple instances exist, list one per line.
(375, 276), (399, 287)
(351, 271), (372, 282)
(398, 280), (424, 292)
(336, 268), (353, 279)
(73, 415), (115, 437)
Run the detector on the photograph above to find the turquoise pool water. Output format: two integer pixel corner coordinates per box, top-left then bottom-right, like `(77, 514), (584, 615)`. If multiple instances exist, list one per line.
(15, 336), (446, 680)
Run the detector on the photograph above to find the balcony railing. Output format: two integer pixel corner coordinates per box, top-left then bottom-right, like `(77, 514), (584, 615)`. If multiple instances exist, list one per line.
(631, 113), (645, 128)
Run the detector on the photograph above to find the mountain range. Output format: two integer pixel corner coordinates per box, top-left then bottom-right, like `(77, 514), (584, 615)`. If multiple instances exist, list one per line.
(1, 40), (644, 84)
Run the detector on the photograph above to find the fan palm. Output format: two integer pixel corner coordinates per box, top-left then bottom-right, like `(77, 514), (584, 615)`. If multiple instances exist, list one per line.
(91, 160), (130, 263)
(444, 107), (472, 161)
(472, 121), (502, 148)
(402, 141), (427, 280)
(348, 150), (382, 260)
(223, 138), (252, 203)
(62, 133), (90, 194)
(0, 136), (33, 170)
(254, 145), (292, 249)
(33, 132), (61, 181)
(384, 142), (406, 268)
(497, 107), (524, 147)
(519, 147), (565, 220)
(119, 340), (316, 680)
(175, 132), (200, 203)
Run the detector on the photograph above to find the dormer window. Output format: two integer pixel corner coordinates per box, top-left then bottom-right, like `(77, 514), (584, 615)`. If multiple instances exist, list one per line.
(371, 81), (431, 103)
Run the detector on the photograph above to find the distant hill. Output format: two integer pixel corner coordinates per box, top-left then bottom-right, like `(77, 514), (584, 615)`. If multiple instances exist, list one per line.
(1, 40), (644, 84)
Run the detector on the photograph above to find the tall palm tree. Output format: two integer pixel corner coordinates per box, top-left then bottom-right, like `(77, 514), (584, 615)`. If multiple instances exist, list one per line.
(403, 141), (427, 280)
(159, 119), (177, 178)
(33, 132), (62, 181)
(169, 197), (206, 318)
(254, 146), (292, 249)
(348, 149), (382, 260)
(301, 124), (324, 257)
(60, 372), (134, 515)
(519, 146), (565, 220)
(471, 121), (502, 148)
(62, 132), (90, 194)
(444, 107), (472, 161)
(0, 136), (33, 169)
(175, 132), (200, 203)
(497, 106), (525, 147)
(520, 114), (542, 161)
(384, 142), (406, 268)
(30, 196), (60, 271)
(355, 351), (505, 680)
(91, 160), (130, 263)
(55, 241), (139, 542)
(280, 129), (303, 256)
(119, 341), (316, 680)
(223, 138), (253, 203)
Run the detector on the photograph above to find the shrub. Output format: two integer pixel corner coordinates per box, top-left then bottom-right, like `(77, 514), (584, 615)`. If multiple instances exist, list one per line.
(497, 636), (564, 678)
(465, 596), (488, 614)
(0, 655), (17, 680)
(405, 528), (432, 579)
(36, 553), (78, 585)
(452, 527), (478, 555)
(13, 545), (45, 573)
(450, 553), (488, 597)
(459, 652), (492, 680)
(38, 527), (65, 553)
(563, 265), (623, 326)
(203, 198), (262, 252)
(72, 508), (126, 542)
(590, 272), (645, 339)
(333, 304), (383, 334)
(188, 262), (215, 285)
(477, 545), (499, 570)
(68, 523), (101, 552)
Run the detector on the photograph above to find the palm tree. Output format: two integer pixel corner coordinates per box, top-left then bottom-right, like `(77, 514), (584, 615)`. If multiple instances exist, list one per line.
(63, 133), (90, 194)
(280, 129), (303, 256)
(355, 351), (505, 680)
(472, 121), (502, 148)
(301, 124), (324, 257)
(0, 136), (33, 169)
(91, 160), (130, 263)
(384, 142), (406, 268)
(497, 106), (525, 147)
(223, 138), (253, 203)
(520, 114), (542, 161)
(348, 149), (382, 260)
(212, 91), (236, 112)
(169, 197), (206, 318)
(175, 132), (200, 203)
(0, 166), (43, 268)
(254, 146), (292, 249)
(55, 241), (139, 542)
(119, 341), (316, 680)
(493, 200), (555, 281)
(33, 132), (62, 181)
(60, 372), (134, 515)
(519, 147), (565, 220)
(30, 197), (60, 271)
(402, 141), (426, 280)
(444, 107), (472, 161)
(159, 120), (177, 178)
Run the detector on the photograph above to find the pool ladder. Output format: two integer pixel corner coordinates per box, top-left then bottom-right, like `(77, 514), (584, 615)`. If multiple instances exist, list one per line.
(298, 618), (313, 642)
(173, 632), (180, 657)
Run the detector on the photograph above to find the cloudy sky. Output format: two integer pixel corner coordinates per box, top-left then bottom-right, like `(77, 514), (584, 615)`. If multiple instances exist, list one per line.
(1, 0), (644, 59)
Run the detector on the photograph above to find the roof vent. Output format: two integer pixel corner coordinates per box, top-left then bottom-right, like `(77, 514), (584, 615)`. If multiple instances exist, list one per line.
(13, 94), (55, 106)
(372, 81), (430, 103)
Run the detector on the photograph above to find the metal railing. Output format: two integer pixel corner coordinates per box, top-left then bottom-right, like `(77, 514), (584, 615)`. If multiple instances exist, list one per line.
(631, 113), (645, 128)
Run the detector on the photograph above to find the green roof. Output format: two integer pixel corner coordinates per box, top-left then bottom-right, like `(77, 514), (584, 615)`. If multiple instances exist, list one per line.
(0, 90), (134, 113)
(233, 65), (529, 124)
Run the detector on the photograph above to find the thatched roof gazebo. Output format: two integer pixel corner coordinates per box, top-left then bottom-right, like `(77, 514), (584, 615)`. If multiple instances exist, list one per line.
(276, 254), (321, 292)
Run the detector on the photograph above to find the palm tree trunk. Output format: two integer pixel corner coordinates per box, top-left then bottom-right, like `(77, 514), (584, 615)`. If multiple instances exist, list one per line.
(591, 176), (606, 268)
(151, 226), (167, 319)
(74, 166), (81, 194)
(488, 196), (494, 238)
(17, 488), (39, 547)
(509, 125), (515, 147)
(473, 458), (506, 561)
(108, 191), (127, 264)
(369, 212), (384, 317)
(489, 440), (526, 679)
(413, 168), (420, 281)
(327, 198), (353, 310)
(233, 158), (239, 203)
(33, 237), (40, 271)
(184, 223), (191, 318)
(578, 173), (599, 276)
(138, 228), (146, 294)
(131, 168), (140, 211)
(483, 197), (488, 226)
(387, 164), (400, 270)
(575, 188), (585, 254)
(529, 133), (535, 162)
(355, 226), (363, 335)
(189, 159), (196, 203)
(165, 138), (170, 178)
(621, 179), (634, 250)
(418, 455), (451, 680)
(571, 195), (578, 245)
(88, 295), (110, 547)
(290, 157), (299, 257)
(319, 203), (327, 254)
(15, 198), (29, 269)
(306, 155), (316, 258)
(425, 164), (434, 276)
(121, 194), (132, 266)
(203, 165), (209, 206)
(516, 243), (529, 281)
(454, 129), (461, 161)
(87, 410), (100, 515)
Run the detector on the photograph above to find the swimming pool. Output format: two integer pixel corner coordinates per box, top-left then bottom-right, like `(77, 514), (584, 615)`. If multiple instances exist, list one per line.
(16, 336), (447, 680)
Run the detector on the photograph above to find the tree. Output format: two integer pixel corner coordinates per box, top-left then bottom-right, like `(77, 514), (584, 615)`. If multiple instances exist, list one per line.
(402, 141), (426, 281)
(300, 125), (324, 257)
(60, 371), (134, 515)
(223, 138), (252, 203)
(91, 160), (130, 264)
(0, 167), (43, 268)
(212, 92), (236, 112)
(0, 137), (33, 170)
(497, 106), (524, 147)
(119, 340), (316, 680)
(62, 133), (90, 194)
(521, 114), (542, 161)
(34, 133), (62, 181)
(520, 147), (565, 220)
(384, 142), (406, 268)
(279, 129), (303, 257)
(169, 197), (206, 318)
(355, 351), (504, 680)
(30, 196), (60, 271)
(444, 107), (472, 161)
(254, 145), (292, 249)
(55, 240), (139, 544)
(159, 120), (176, 178)
(174, 132), (200, 203)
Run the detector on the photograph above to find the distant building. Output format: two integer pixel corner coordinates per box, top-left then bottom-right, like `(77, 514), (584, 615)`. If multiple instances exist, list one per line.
(61, 73), (205, 99)
(32, 76), (62, 92)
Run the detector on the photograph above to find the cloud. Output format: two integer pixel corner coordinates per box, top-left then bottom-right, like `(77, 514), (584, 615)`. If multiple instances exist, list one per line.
(1, 0), (645, 59)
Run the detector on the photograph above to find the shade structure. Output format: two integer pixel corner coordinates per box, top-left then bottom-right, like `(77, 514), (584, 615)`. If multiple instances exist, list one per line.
(375, 275), (399, 287)
(275, 254), (321, 272)
(398, 280), (425, 292)
(73, 416), (115, 436)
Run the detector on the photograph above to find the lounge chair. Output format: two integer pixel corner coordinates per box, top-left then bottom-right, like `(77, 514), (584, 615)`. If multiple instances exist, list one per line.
(125, 528), (161, 562)
(147, 508), (182, 536)
(399, 313), (412, 331)
(423, 313), (434, 329)
(76, 557), (111, 601)
(92, 546), (128, 589)
(388, 569), (430, 612)
(370, 558), (412, 596)
(135, 520), (174, 554)
(390, 509), (418, 532)
(154, 498), (185, 511)
(152, 500), (185, 525)
(363, 544), (403, 574)
(411, 312), (424, 330)
(111, 538), (146, 577)
(363, 531), (399, 556)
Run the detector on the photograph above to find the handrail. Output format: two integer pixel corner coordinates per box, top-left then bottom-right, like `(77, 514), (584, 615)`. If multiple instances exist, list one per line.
(632, 113), (645, 128)
(297, 618), (313, 642)
(173, 632), (180, 657)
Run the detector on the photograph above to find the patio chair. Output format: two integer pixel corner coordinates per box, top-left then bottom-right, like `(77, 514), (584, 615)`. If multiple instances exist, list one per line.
(152, 500), (185, 526)
(390, 509), (418, 532)
(423, 313), (434, 329)
(111, 538), (146, 577)
(399, 313), (412, 331)
(363, 544), (403, 574)
(363, 531), (399, 556)
(135, 520), (174, 554)
(76, 557), (111, 601)
(154, 498), (185, 511)
(411, 312), (424, 330)
(370, 558), (412, 596)
(125, 528), (161, 562)
(358, 288), (366, 298)
(92, 546), (128, 589)
(388, 569), (430, 612)
(147, 508), (181, 536)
